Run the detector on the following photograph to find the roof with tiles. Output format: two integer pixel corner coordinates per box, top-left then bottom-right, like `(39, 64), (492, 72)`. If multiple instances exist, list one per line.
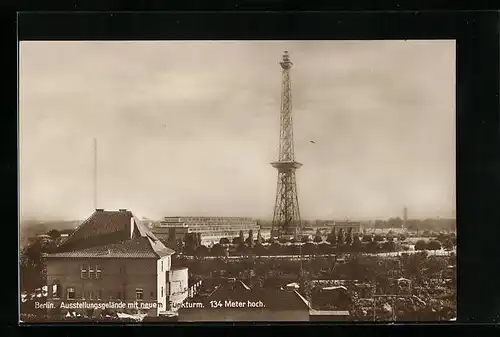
(57, 209), (134, 250)
(46, 209), (174, 259)
(45, 236), (172, 258)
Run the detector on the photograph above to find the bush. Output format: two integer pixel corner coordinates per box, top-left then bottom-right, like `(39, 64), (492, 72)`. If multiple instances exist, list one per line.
(427, 240), (442, 250)
(415, 240), (427, 251)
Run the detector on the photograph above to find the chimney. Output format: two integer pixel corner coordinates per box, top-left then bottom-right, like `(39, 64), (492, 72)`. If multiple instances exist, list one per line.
(119, 209), (127, 212)
(96, 208), (104, 212)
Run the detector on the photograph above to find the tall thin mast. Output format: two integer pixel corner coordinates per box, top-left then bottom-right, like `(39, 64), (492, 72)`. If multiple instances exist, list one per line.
(94, 138), (97, 210)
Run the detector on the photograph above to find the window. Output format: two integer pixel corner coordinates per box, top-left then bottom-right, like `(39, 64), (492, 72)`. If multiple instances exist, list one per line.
(81, 264), (88, 279)
(136, 288), (144, 300)
(52, 281), (61, 299)
(88, 291), (93, 300)
(67, 287), (75, 300)
(97, 290), (102, 300)
(161, 287), (164, 297)
(117, 291), (122, 300)
(89, 266), (95, 279)
(150, 291), (154, 298)
(95, 265), (101, 279)
(161, 261), (163, 272)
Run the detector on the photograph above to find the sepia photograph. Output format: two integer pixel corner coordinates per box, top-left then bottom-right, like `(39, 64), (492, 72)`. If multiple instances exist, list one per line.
(19, 40), (456, 322)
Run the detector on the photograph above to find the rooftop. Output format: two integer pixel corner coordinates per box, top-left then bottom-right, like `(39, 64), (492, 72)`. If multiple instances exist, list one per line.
(180, 279), (309, 311)
(45, 209), (174, 259)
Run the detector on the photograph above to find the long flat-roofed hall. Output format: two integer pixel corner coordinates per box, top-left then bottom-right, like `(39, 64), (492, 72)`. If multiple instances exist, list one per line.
(151, 216), (270, 247)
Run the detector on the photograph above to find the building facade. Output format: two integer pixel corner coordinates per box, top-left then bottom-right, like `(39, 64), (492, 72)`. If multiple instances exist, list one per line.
(44, 209), (188, 318)
(152, 216), (265, 246)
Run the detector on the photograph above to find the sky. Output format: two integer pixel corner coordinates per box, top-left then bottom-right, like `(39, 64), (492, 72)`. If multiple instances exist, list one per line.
(19, 40), (456, 221)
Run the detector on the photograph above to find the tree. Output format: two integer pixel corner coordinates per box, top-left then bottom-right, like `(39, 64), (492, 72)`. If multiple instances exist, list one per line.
(352, 235), (361, 251)
(437, 233), (447, 243)
(232, 237), (240, 245)
(256, 229), (263, 244)
(195, 245), (209, 256)
(268, 243), (282, 255)
(427, 240), (442, 251)
(254, 243), (267, 256)
(184, 233), (199, 253)
(46, 229), (60, 241)
(239, 230), (245, 245)
(313, 235), (323, 243)
(318, 243), (331, 254)
(219, 238), (230, 245)
(345, 228), (353, 245)
(383, 241), (396, 252)
(386, 230), (394, 242)
(210, 243), (225, 257)
(236, 243), (247, 255)
(362, 235), (372, 243)
(337, 228), (345, 245)
(303, 243), (317, 255)
(246, 230), (255, 248)
(366, 240), (378, 253)
(415, 240), (427, 251)
(20, 241), (46, 292)
(398, 234), (407, 242)
(327, 227), (337, 245)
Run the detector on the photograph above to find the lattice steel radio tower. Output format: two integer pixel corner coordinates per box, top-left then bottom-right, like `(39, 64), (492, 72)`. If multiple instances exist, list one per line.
(271, 51), (302, 239)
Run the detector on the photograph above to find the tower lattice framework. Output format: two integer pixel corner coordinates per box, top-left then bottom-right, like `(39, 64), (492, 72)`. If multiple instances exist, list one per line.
(271, 51), (302, 239)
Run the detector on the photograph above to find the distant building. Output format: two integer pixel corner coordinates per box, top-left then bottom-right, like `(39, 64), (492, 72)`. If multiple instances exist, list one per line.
(177, 279), (310, 321)
(43, 209), (188, 318)
(328, 221), (361, 234)
(152, 216), (268, 246)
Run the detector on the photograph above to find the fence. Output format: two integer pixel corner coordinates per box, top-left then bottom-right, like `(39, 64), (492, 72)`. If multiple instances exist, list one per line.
(178, 249), (455, 260)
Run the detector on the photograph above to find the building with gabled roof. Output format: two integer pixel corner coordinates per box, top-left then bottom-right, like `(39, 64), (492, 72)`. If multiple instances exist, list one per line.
(44, 209), (188, 318)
